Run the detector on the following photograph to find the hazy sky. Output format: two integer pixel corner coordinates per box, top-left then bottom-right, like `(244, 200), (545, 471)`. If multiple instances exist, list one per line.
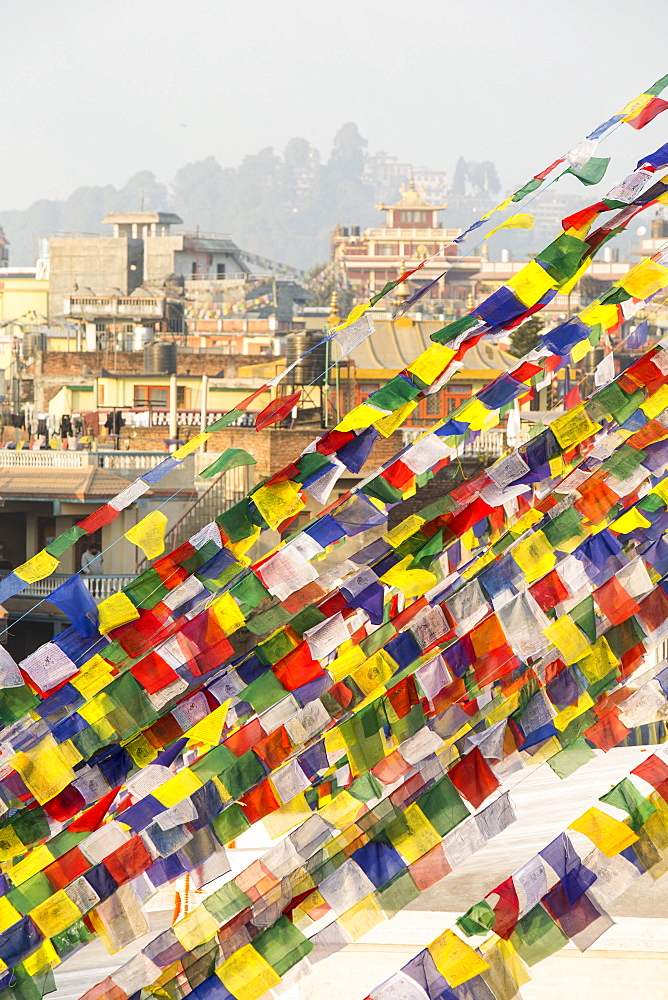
(3, 0), (668, 208)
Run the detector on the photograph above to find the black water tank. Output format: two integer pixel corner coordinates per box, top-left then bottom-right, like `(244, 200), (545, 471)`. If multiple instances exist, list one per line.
(285, 332), (327, 385)
(143, 341), (177, 374)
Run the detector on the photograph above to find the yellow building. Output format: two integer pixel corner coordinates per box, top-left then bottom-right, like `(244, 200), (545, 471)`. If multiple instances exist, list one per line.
(0, 268), (50, 370)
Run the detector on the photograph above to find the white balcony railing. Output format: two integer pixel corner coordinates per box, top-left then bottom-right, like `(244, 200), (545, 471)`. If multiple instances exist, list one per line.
(3, 573), (135, 602)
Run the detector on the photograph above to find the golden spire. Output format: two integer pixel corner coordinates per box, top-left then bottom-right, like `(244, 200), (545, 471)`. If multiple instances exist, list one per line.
(394, 260), (409, 306)
(329, 290), (341, 327)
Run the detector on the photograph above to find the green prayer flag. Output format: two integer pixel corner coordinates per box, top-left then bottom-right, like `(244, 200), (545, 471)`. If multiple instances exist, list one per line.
(600, 777), (656, 831)
(430, 314), (480, 346)
(377, 870), (421, 917)
(205, 409), (243, 431)
(511, 905), (568, 966)
(565, 157), (611, 186)
(243, 672), (288, 713)
(536, 234), (588, 283)
(200, 448), (257, 480)
(45, 524), (87, 557)
(570, 595), (596, 644)
(511, 177), (542, 201)
(254, 915), (313, 976)
(646, 74), (668, 97)
(417, 774), (469, 836)
(204, 880), (253, 923)
(368, 375), (421, 411)
(230, 571), (271, 608)
(457, 900), (496, 936)
(548, 736), (596, 779)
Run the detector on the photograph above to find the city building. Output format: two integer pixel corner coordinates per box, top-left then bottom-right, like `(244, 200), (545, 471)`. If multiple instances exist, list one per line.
(48, 212), (251, 328)
(331, 181), (481, 315)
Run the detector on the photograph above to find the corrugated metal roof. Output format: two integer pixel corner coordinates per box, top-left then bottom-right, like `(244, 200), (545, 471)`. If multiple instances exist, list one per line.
(350, 321), (517, 373)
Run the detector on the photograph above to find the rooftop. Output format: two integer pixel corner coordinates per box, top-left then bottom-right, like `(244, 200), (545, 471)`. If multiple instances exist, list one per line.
(101, 211), (184, 226)
(0, 466), (148, 502)
(348, 320), (517, 373)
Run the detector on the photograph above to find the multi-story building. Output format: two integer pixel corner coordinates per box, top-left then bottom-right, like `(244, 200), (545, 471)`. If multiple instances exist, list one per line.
(331, 181), (481, 316)
(48, 212), (251, 329)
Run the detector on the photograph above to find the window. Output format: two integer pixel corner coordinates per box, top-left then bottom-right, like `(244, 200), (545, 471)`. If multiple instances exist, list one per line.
(445, 383), (472, 413)
(191, 262), (197, 277)
(425, 393), (442, 416)
(134, 385), (185, 408)
(216, 262), (226, 278)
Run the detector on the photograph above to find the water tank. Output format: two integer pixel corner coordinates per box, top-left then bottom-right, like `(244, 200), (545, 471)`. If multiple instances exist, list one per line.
(134, 325), (153, 351)
(285, 332), (327, 386)
(143, 341), (177, 375)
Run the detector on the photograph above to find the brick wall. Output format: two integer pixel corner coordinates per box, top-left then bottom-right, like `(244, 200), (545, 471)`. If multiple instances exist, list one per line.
(117, 424), (407, 480)
(36, 351), (264, 378)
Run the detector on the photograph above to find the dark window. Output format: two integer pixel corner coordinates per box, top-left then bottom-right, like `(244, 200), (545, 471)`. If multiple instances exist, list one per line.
(216, 262), (226, 278)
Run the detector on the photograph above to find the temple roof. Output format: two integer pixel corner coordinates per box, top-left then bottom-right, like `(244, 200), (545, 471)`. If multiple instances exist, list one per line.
(376, 178), (447, 212)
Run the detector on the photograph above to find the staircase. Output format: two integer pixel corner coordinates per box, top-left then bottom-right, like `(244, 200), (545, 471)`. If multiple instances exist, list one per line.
(140, 462), (255, 570)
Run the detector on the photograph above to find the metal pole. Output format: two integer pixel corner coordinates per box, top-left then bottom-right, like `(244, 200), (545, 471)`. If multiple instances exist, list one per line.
(169, 373), (178, 440)
(323, 337), (329, 428)
(200, 374), (208, 447)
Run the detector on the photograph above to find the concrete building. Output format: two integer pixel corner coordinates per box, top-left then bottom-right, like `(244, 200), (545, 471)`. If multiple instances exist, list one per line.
(48, 212), (250, 326)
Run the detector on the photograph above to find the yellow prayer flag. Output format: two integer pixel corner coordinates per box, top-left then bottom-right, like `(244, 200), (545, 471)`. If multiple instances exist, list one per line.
(571, 338), (592, 364)
(31, 890), (81, 937)
(481, 195), (514, 219)
(375, 399), (418, 437)
(620, 260), (668, 299)
(384, 514), (425, 549)
(509, 508), (543, 535)
(252, 480), (304, 530)
(485, 213), (534, 239)
(23, 939), (60, 977)
(407, 343), (457, 382)
(641, 384), (668, 419)
(350, 648), (396, 696)
(543, 615), (591, 665)
(0, 826), (24, 863)
(14, 550), (59, 584)
(454, 398), (490, 431)
(559, 256), (592, 296)
(619, 93), (652, 120)
(319, 790), (364, 829)
(337, 893), (386, 941)
(124, 510), (168, 560)
(569, 806), (638, 856)
(171, 433), (212, 460)
(173, 904), (220, 951)
(506, 260), (557, 307)
(0, 897), (21, 933)
(577, 636), (618, 684)
(340, 302), (370, 330)
(329, 644), (367, 683)
(380, 555), (437, 599)
(388, 802), (442, 863)
(217, 945), (282, 1000)
(335, 402), (386, 433)
(511, 530), (556, 583)
(262, 792), (312, 839)
(153, 767), (203, 807)
(550, 406), (601, 450)
(553, 692), (595, 731)
(211, 592), (246, 634)
(97, 591), (141, 634)
(429, 929), (490, 987)
(610, 508), (652, 533)
(579, 303), (619, 331)
(6, 845), (55, 886)
(185, 700), (230, 745)
(71, 654), (114, 699)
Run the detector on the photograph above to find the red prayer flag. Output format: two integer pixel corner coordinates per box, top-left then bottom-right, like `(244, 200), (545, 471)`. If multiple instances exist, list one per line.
(255, 392), (302, 431)
(626, 97), (668, 130)
(69, 787), (119, 832)
(448, 747), (500, 808)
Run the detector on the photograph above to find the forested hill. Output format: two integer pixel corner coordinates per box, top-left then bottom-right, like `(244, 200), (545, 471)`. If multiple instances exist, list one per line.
(1, 125), (383, 270)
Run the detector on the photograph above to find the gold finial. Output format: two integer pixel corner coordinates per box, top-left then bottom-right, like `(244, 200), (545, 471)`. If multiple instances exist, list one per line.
(329, 290), (341, 327)
(395, 260), (409, 305)
(467, 291), (474, 311)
